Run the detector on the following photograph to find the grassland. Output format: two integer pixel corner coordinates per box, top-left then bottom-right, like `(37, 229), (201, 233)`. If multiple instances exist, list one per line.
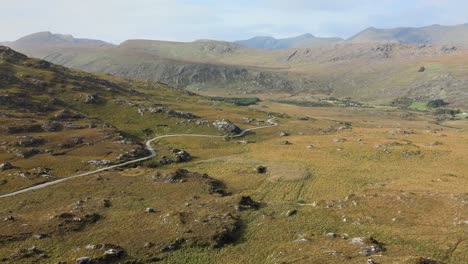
(0, 47), (467, 263)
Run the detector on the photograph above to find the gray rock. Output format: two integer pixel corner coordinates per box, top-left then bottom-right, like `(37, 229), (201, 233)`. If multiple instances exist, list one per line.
(351, 237), (365, 245)
(212, 119), (241, 134)
(0, 162), (13, 171)
(84, 94), (98, 104)
(174, 150), (192, 163)
(285, 209), (298, 217)
(279, 132), (289, 137)
(256, 165), (267, 174)
(75, 257), (91, 264)
(145, 207), (155, 213)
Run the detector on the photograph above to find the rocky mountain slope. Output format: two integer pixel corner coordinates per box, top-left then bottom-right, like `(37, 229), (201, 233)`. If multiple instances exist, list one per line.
(3, 31), (468, 107)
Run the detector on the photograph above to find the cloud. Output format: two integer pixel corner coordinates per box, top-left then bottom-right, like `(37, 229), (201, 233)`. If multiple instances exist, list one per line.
(1, 0), (468, 43)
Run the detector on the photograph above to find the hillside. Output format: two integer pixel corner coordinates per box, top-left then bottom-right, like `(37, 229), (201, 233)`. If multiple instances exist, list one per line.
(235, 33), (343, 49)
(348, 24), (468, 47)
(3, 32), (468, 108)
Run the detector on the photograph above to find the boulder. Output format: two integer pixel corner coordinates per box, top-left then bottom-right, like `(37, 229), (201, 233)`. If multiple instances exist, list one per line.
(418, 66), (426, 72)
(75, 257), (91, 264)
(15, 136), (47, 147)
(84, 94), (98, 104)
(54, 109), (83, 120)
(174, 150), (192, 163)
(255, 165), (267, 174)
(0, 162), (13, 171)
(235, 196), (260, 211)
(279, 132), (289, 137)
(41, 121), (62, 132)
(145, 207), (155, 213)
(285, 209), (297, 217)
(212, 119), (241, 134)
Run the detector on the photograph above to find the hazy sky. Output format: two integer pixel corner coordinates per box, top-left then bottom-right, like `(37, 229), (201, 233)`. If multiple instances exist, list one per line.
(2, 0), (468, 43)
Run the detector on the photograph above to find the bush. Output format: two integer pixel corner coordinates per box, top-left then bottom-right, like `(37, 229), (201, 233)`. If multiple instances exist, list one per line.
(427, 99), (448, 108)
(211, 97), (260, 106)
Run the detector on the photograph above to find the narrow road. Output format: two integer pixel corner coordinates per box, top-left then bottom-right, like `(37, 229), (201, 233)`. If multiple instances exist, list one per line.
(0, 118), (277, 198)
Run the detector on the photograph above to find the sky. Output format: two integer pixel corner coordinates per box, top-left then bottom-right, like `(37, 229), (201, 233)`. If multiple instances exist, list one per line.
(2, 0), (468, 43)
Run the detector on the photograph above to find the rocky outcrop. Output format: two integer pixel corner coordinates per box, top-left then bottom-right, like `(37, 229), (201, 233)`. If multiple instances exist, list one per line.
(212, 119), (241, 134)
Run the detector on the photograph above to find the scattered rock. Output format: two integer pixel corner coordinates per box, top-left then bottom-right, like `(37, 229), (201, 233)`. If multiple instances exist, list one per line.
(161, 238), (186, 252)
(174, 150), (192, 163)
(367, 259), (375, 264)
(279, 132), (289, 137)
(87, 160), (112, 166)
(84, 94), (98, 104)
(235, 196), (260, 211)
(0, 162), (13, 171)
(333, 138), (346, 143)
(75, 257), (91, 264)
(325, 232), (337, 238)
(33, 234), (48, 240)
(148, 107), (198, 119)
(285, 209), (297, 217)
(42, 121), (62, 132)
(255, 165), (267, 174)
(418, 66), (426, 72)
(145, 208), (155, 213)
(280, 141), (291, 145)
(351, 237), (365, 245)
(15, 136), (47, 147)
(414, 257), (441, 264)
(306, 145), (314, 149)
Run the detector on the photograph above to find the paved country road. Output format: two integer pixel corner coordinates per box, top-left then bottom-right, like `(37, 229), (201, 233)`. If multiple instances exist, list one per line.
(0, 118), (277, 198)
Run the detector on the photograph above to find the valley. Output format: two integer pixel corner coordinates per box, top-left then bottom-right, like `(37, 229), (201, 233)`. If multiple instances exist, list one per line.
(0, 46), (467, 263)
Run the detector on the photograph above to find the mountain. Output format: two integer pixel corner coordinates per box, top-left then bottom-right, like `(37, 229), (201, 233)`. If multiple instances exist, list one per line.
(3, 31), (468, 107)
(348, 24), (468, 47)
(1, 31), (113, 58)
(235, 33), (343, 49)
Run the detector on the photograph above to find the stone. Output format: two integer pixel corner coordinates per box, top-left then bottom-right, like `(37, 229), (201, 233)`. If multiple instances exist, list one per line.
(367, 259), (375, 264)
(75, 257), (91, 264)
(0, 162), (13, 171)
(325, 232), (337, 238)
(418, 66), (426, 72)
(145, 207), (155, 213)
(333, 138), (345, 143)
(255, 165), (267, 174)
(174, 150), (192, 163)
(84, 94), (98, 104)
(306, 145), (314, 149)
(33, 234), (48, 239)
(285, 209), (297, 217)
(212, 119), (241, 134)
(236, 196), (260, 211)
(280, 141), (291, 145)
(279, 132), (289, 137)
(104, 248), (122, 257)
(351, 237), (365, 245)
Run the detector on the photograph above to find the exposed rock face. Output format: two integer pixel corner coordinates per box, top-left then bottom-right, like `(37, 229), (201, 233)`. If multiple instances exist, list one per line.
(212, 119), (241, 134)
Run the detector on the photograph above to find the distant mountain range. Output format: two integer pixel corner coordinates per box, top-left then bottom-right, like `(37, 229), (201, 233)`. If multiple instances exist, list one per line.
(348, 24), (468, 46)
(2, 23), (468, 107)
(234, 33), (343, 50)
(234, 23), (468, 50)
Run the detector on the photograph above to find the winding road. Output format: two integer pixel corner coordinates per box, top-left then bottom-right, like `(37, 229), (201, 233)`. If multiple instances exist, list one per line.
(0, 118), (277, 198)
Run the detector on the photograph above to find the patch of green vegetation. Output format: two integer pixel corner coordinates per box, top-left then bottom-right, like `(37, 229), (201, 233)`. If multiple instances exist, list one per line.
(210, 96), (260, 106)
(408, 102), (428, 111)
